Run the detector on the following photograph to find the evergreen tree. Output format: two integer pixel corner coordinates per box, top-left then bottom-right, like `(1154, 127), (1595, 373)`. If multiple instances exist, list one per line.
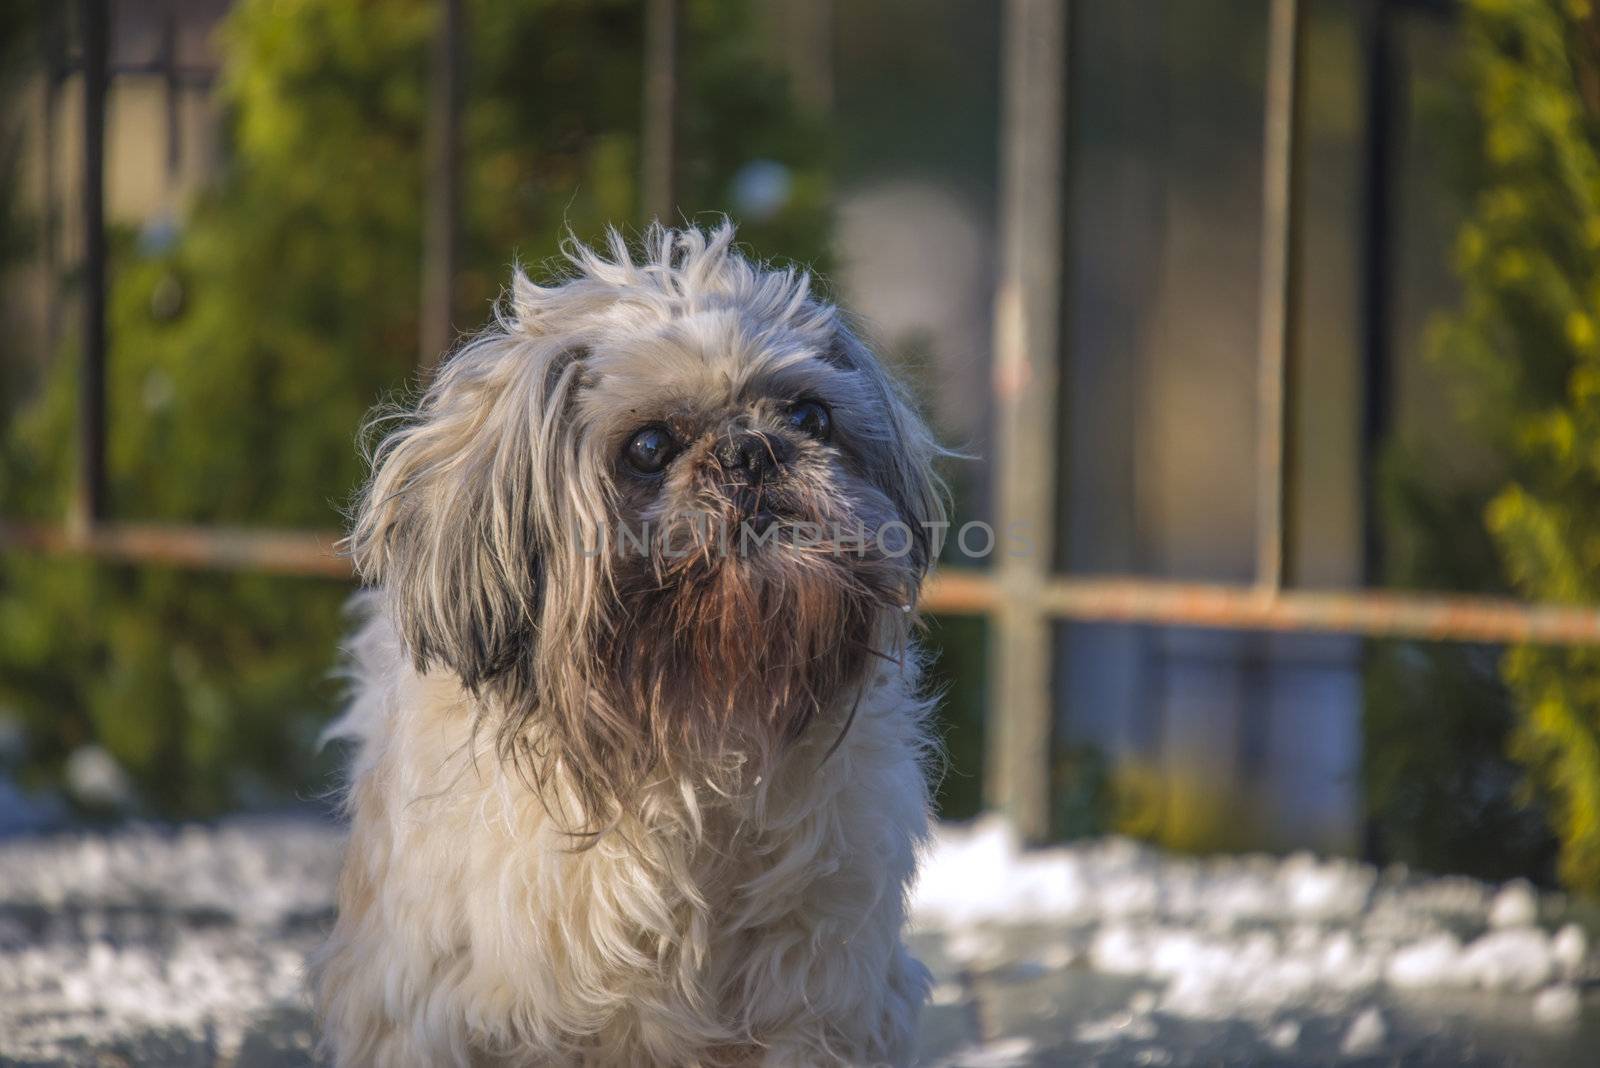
(1433, 0), (1600, 891)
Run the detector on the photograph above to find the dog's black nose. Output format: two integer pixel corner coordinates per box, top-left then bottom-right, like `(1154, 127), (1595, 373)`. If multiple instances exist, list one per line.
(715, 431), (791, 482)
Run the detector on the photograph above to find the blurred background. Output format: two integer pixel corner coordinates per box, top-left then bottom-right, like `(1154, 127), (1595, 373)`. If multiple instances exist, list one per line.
(1, 0), (1600, 904)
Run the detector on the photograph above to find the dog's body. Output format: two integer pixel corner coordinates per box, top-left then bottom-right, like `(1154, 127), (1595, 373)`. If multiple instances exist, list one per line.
(316, 597), (932, 1067)
(315, 225), (942, 1066)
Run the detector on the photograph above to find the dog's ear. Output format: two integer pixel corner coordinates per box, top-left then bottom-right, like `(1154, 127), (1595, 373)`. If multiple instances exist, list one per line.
(832, 322), (949, 577)
(348, 314), (586, 692)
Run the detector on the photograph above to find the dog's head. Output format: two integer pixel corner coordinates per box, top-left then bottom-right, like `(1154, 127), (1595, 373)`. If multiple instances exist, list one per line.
(349, 223), (944, 821)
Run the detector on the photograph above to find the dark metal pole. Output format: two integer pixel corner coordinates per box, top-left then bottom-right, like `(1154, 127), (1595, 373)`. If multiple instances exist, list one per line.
(641, 0), (678, 224)
(40, 1), (63, 362)
(73, 0), (108, 535)
(1360, 2), (1397, 588)
(162, 2), (180, 180)
(419, 0), (463, 371)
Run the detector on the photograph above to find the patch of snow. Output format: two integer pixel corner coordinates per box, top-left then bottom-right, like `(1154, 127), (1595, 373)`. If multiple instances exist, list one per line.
(1532, 984), (1582, 1025)
(1553, 923), (1588, 977)
(0, 817), (342, 924)
(1386, 932), (1465, 989)
(914, 818), (1093, 927)
(0, 818), (342, 1063)
(1488, 879), (1539, 928)
(931, 1036), (1036, 1067)
(64, 746), (133, 809)
(913, 817), (1598, 1056)
(1266, 1019), (1301, 1049)
(1280, 851), (1376, 920)
(1339, 1006), (1386, 1055)
(913, 818), (1378, 930)
(1075, 1010), (1157, 1045)
(1460, 927), (1557, 992)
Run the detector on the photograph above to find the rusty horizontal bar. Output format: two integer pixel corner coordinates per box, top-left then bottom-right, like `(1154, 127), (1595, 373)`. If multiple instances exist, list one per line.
(917, 571), (1600, 647)
(0, 521), (351, 578)
(4, 523), (1595, 645)
(920, 568), (1003, 616)
(1034, 579), (1600, 645)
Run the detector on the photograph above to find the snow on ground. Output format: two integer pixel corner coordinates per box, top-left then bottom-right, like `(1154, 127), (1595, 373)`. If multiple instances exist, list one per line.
(0, 816), (1596, 1066)
(912, 819), (1600, 1065)
(0, 818), (341, 1067)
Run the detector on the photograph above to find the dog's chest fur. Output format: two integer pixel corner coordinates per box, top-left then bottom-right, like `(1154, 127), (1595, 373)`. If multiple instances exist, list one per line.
(314, 599), (932, 1067)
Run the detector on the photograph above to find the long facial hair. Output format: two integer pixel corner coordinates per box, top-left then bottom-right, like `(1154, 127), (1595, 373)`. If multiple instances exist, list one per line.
(346, 224), (945, 834)
(600, 437), (921, 770)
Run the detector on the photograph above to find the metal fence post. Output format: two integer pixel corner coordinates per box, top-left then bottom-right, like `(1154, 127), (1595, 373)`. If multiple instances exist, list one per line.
(1361, 2), (1398, 585)
(71, 0), (108, 538)
(641, 0), (678, 225)
(1255, 0), (1304, 592)
(988, 0), (1068, 843)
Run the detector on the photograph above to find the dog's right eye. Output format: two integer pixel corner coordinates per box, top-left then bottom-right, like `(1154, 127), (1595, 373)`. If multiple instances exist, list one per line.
(624, 425), (677, 474)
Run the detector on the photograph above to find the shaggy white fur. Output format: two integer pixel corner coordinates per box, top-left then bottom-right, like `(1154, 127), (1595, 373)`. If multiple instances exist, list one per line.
(313, 224), (940, 1067)
(316, 600), (932, 1067)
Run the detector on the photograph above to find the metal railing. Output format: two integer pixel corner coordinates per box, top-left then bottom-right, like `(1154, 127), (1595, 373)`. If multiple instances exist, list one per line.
(5, 0), (1598, 844)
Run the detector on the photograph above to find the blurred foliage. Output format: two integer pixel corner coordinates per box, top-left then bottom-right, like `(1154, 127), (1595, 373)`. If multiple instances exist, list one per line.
(922, 614), (987, 820)
(1425, 0), (1600, 892)
(0, 0), (37, 393)
(1058, 744), (1267, 853)
(0, 0), (829, 817)
(1051, 743), (1114, 841)
(1365, 446), (1559, 883)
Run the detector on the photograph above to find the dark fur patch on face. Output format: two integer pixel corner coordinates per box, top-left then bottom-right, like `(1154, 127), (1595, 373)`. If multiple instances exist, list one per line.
(605, 439), (914, 755)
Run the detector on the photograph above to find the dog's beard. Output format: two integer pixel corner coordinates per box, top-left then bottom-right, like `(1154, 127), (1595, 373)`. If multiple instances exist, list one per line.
(626, 518), (905, 725)
(506, 465), (918, 833)
(610, 468), (913, 750)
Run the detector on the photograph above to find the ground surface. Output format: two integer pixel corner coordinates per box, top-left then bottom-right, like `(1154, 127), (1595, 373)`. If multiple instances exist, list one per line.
(1, 817), (1596, 1066)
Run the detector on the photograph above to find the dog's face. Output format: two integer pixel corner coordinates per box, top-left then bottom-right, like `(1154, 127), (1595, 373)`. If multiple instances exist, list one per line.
(594, 325), (901, 563)
(350, 225), (943, 821)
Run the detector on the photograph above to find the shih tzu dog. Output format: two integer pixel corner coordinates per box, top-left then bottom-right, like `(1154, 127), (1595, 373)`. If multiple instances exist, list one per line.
(313, 223), (946, 1067)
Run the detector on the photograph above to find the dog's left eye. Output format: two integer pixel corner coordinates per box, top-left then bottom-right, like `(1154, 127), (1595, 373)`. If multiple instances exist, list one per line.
(785, 399), (832, 441)
(624, 425), (677, 474)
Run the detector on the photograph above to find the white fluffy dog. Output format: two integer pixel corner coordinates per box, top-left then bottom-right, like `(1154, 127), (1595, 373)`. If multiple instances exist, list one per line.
(313, 223), (945, 1066)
